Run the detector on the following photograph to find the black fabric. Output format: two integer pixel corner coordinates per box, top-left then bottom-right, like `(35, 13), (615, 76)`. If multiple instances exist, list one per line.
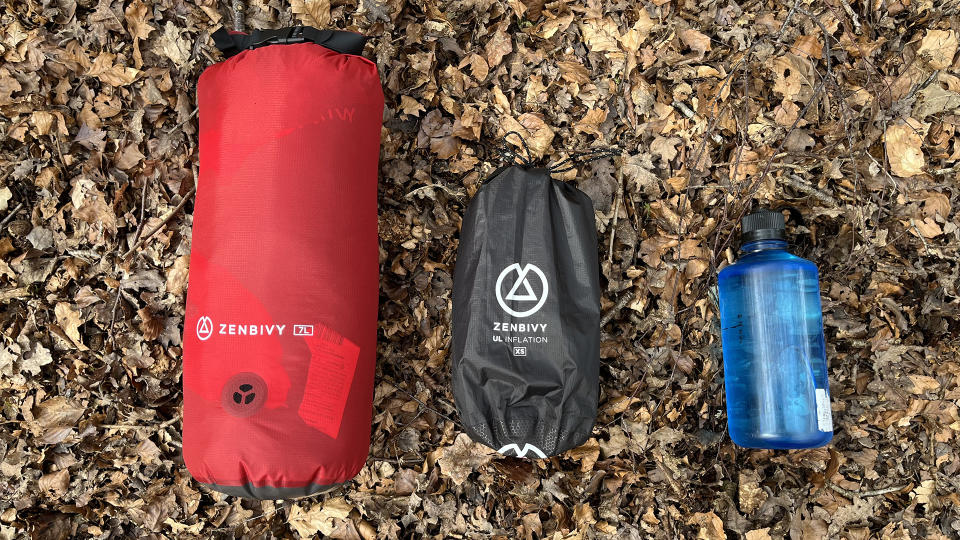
(451, 166), (601, 459)
(201, 481), (341, 500)
(211, 26), (368, 58)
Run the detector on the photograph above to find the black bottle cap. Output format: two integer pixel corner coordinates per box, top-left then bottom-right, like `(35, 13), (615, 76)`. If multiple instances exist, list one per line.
(741, 208), (785, 244)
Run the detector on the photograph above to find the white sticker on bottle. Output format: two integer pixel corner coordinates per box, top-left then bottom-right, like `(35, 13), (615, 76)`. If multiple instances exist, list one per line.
(815, 388), (833, 432)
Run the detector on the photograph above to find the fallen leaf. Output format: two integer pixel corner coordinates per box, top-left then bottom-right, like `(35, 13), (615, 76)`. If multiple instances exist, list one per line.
(166, 255), (190, 296)
(436, 433), (494, 485)
(124, 0), (154, 41)
(739, 471), (767, 514)
(574, 108), (608, 137)
(906, 374), (940, 394)
(288, 497), (353, 537)
(581, 19), (620, 53)
(688, 511), (725, 540)
(87, 51), (140, 86)
(679, 28), (711, 58)
(20, 343), (53, 376)
(565, 438), (600, 472)
(155, 22), (191, 68)
(291, 0), (332, 28)
(38, 469), (70, 497)
(500, 113), (555, 157)
(917, 30), (958, 70)
(792, 35), (823, 59)
(485, 23), (513, 68)
(54, 302), (87, 350)
(884, 122), (925, 177)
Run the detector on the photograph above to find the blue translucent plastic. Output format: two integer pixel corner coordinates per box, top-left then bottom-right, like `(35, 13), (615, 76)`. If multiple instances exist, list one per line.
(717, 239), (833, 449)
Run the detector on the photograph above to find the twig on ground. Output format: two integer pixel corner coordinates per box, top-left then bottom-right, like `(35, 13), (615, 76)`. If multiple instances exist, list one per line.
(608, 169), (624, 263)
(100, 417), (179, 431)
(108, 176), (151, 347)
(839, 0), (862, 33)
(783, 174), (838, 206)
(600, 290), (636, 328)
(0, 202), (24, 230)
(121, 184), (197, 260)
(233, 0), (245, 32)
(826, 481), (908, 499)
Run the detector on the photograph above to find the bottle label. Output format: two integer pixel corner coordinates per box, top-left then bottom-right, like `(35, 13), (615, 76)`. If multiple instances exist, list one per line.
(815, 388), (833, 432)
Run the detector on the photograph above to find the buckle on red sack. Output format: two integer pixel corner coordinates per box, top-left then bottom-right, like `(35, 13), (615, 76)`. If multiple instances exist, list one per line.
(252, 26), (306, 48)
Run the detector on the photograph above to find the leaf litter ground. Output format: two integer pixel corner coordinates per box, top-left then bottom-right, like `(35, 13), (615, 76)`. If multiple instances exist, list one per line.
(1, 0), (959, 538)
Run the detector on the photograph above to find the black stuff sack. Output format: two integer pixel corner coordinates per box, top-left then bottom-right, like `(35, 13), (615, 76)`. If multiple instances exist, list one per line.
(451, 162), (601, 458)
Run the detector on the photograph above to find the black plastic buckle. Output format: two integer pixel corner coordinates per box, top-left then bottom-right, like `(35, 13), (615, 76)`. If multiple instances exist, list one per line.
(251, 27), (306, 49)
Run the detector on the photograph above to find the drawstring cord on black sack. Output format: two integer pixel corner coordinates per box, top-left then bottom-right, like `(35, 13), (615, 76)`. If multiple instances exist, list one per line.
(548, 148), (620, 174)
(497, 131), (619, 172)
(499, 131), (534, 167)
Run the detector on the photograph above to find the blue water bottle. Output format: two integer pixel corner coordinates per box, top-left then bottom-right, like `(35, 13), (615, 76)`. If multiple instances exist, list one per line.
(718, 208), (833, 449)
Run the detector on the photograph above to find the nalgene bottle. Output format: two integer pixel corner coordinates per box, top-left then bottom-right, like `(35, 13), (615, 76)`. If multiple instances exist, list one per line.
(718, 208), (833, 449)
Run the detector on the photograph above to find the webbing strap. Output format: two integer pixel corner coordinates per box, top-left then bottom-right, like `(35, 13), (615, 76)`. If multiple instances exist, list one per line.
(211, 26), (369, 58)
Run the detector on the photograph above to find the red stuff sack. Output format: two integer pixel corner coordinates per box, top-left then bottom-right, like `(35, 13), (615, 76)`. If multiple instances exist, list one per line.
(182, 27), (383, 499)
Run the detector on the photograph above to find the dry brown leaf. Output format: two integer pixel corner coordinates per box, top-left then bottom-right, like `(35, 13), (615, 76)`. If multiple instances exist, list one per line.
(166, 254), (190, 296)
(906, 374), (940, 394)
(500, 113), (555, 157)
(917, 29), (958, 70)
(38, 469), (70, 497)
(291, 0), (331, 28)
(574, 108), (608, 137)
(436, 433), (494, 485)
(619, 10), (656, 52)
(651, 136), (680, 162)
(745, 529), (773, 540)
(30, 111), (54, 136)
(155, 21), (191, 68)
(537, 13), (574, 40)
(288, 497), (353, 538)
(771, 54), (813, 101)
(739, 471), (767, 514)
(688, 511), (725, 540)
(792, 35), (823, 59)
(459, 53), (489, 81)
(0, 66), (22, 105)
(124, 0), (154, 41)
(679, 28), (711, 58)
(115, 144), (145, 170)
(485, 23), (513, 68)
(138, 306), (164, 341)
(581, 19), (621, 53)
(87, 51), (140, 86)
(54, 302), (87, 350)
(565, 438), (600, 472)
(884, 122), (926, 177)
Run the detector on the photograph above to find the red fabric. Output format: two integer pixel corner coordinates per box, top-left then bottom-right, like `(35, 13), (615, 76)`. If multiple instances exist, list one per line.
(183, 43), (383, 489)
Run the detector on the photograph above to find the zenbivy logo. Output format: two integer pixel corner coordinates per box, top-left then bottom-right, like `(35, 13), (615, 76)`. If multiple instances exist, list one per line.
(495, 263), (548, 318)
(196, 316), (213, 341)
(497, 443), (547, 458)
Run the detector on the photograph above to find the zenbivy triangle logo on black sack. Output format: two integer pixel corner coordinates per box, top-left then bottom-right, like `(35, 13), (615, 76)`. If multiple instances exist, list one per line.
(452, 165), (601, 459)
(496, 263), (548, 317)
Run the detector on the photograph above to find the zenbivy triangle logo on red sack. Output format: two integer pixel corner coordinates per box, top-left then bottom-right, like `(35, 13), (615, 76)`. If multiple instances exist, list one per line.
(196, 316), (213, 341)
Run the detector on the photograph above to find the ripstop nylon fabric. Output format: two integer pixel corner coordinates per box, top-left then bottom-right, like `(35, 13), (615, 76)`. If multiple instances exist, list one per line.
(451, 166), (601, 458)
(183, 40), (383, 498)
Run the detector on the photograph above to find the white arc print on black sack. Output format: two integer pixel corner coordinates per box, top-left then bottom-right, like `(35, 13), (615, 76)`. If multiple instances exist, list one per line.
(497, 443), (547, 458)
(495, 263), (548, 318)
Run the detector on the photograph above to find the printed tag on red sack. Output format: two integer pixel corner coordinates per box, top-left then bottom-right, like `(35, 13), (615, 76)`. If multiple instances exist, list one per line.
(298, 323), (361, 438)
